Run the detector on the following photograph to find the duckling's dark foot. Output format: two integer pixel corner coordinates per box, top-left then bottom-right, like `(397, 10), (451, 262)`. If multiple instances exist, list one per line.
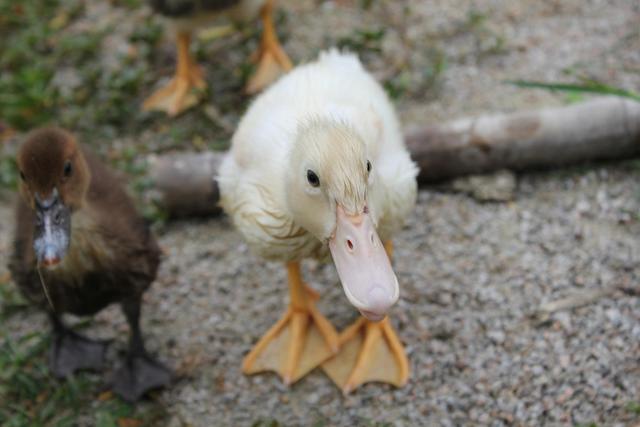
(49, 330), (108, 378)
(112, 354), (172, 402)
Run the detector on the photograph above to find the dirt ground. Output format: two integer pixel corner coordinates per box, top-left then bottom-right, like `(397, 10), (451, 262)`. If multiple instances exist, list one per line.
(1, 0), (640, 426)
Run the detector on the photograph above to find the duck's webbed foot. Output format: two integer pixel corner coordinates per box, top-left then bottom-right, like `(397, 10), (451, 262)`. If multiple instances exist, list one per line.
(142, 31), (206, 116)
(49, 315), (109, 378)
(112, 352), (172, 402)
(244, 0), (293, 94)
(242, 262), (339, 385)
(112, 296), (172, 402)
(322, 316), (409, 394)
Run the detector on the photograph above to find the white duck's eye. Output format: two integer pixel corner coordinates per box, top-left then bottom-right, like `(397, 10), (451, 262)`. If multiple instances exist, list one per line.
(366, 160), (372, 173)
(307, 169), (320, 187)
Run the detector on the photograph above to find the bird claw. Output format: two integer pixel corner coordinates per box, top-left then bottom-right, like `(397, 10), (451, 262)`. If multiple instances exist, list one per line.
(49, 330), (109, 378)
(112, 353), (172, 402)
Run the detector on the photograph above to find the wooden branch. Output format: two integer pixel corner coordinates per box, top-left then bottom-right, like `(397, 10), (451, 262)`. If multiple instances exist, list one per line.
(149, 97), (640, 217)
(406, 97), (640, 182)
(148, 151), (224, 218)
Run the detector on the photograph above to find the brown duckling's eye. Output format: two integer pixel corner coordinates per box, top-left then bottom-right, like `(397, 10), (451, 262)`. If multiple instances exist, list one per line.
(366, 160), (372, 173)
(19, 171), (26, 181)
(63, 161), (72, 178)
(307, 169), (320, 187)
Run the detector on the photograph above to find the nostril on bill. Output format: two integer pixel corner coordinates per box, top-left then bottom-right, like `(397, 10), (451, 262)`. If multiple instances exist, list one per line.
(346, 239), (354, 251)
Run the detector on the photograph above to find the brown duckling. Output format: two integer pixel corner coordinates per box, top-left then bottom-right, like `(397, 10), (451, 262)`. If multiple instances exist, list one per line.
(143, 0), (292, 116)
(8, 127), (171, 402)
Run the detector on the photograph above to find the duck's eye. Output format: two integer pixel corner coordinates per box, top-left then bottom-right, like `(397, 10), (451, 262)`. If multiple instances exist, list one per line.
(63, 161), (72, 178)
(366, 160), (372, 173)
(19, 171), (26, 181)
(306, 169), (320, 187)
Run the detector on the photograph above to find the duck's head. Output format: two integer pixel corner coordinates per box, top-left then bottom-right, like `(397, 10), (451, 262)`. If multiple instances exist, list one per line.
(285, 119), (398, 321)
(17, 128), (90, 269)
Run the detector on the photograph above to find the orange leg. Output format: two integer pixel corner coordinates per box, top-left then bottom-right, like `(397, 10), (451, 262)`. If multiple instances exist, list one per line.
(322, 240), (410, 393)
(242, 262), (339, 385)
(143, 31), (206, 116)
(244, 0), (293, 94)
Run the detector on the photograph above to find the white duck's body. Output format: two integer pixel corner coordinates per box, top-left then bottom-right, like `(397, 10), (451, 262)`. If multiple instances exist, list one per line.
(219, 50), (417, 262)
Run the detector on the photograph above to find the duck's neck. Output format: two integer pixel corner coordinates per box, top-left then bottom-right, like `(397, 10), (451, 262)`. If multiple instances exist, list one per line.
(45, 209), (114, 284)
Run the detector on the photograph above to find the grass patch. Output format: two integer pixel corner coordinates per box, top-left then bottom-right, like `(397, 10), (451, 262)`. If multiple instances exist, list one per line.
(0, 279), (167, 426)
(0, 0), (61, 129)
(383, 47), (447, 101)
(626, 401), (640, 415)
(0, 332), (93, 426)
(0, 331), (168, 427)
(337, 27), (386, 55)
(505, 80), (640, 102)
(252, 420), (283, 427)
(0, 0), (160, 139)
(0, 155), (20, 190)
(0, 0), (255, 195)
(0, 282), (30, 322)
(461, 9), (507, 59)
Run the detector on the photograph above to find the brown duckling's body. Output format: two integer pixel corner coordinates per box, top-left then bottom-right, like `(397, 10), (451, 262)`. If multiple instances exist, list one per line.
(9, 128), (171, 402)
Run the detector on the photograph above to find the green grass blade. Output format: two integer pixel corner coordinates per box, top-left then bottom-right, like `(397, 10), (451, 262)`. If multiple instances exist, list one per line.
(505, 80), (640, 102)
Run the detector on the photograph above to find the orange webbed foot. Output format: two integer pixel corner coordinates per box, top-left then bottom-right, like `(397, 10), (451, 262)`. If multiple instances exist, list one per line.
(244, 0), (293, 94)
(243, 264), (339, 385)
(322, 316), (409, 394)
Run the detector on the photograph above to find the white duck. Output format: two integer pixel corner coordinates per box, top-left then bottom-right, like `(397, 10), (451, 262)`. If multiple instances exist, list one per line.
(218, 49), (418, 393)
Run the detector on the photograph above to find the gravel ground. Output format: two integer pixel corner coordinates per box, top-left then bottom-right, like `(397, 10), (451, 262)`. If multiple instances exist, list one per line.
(2, 161), (640, 426)
(2, 0), (640, 426)
(152, 164), (640, 427)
